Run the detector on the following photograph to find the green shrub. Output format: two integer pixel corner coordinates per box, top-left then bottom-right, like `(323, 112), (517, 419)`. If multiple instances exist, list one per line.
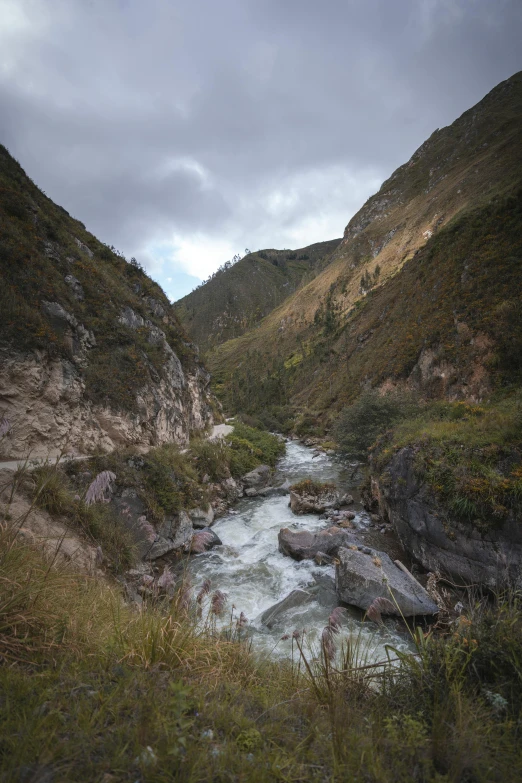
(335, 390), (421, 459)
(190, 438), (231, 481)
(227, 423), (285, 467)
(289, 478), (336, 496)
(294, 411), (323, 437)
(142, 444), (203, 519)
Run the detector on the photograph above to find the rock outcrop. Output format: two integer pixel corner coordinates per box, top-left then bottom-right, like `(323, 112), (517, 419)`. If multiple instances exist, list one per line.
(242, 464), (271, 489)
(189, 504), (215, 529)
(145, 510), (194, 560)
(0, 346), (213, 459)
(289, 488), (341, 515)
(278, 526), (359, 561)
(335, 546), (439, 616)
(374, 447), (522, 588)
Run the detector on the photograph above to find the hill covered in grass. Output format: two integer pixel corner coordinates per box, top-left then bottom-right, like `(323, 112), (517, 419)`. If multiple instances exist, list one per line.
(174, 239), (341, 353)
(0, 145), (216, 458)
(205, 72), (522, 421)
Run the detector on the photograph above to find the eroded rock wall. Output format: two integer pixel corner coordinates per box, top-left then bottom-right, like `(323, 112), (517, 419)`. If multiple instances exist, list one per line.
(374, 447), (522, 589)
(0, 346), (213, 458)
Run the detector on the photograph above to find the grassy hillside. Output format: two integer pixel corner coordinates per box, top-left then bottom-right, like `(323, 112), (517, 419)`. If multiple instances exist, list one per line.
(207, 72), (522, 420)
(212, 188), (522, 421)
(174, 239), (341, 352)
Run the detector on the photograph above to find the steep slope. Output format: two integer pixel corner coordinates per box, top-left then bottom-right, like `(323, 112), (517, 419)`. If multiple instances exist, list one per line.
(208, 72), (522, 416)
(174, 239), (341, 352)
(0, 146), (215, 459)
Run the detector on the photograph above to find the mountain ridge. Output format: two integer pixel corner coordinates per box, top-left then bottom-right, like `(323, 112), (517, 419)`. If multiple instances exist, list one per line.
(202, 71), (522, 419)
(174, 238), (341, 353)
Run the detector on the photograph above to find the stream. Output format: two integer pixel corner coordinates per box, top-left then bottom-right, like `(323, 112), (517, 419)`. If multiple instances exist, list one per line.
(187, 440), (412, 663)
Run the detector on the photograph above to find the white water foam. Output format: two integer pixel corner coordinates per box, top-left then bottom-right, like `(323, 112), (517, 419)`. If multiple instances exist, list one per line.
(187, 441), (413, 663)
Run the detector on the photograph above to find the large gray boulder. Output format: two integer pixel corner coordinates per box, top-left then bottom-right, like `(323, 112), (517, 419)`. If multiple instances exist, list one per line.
(260, 589), (314, 629)
(335, 546), (439, 616)
(190, 526), (222, 553)
(242, 464), (271, 488)
(278, 526), (359, 561)
(146, 510), (193, 560)
(374, 447), (522, 589)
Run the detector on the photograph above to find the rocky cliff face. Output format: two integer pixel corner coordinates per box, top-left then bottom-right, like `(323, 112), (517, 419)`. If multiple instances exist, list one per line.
(0, 344), (213, 459)
(0, 146), (215, 459)
(373, 447), (522, 589)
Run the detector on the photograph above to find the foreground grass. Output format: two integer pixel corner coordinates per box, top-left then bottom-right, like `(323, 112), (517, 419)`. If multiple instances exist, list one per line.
(1, 516), (522, 782)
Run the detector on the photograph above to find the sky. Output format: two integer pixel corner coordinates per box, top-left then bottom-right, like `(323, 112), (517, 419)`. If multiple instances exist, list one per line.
(1, 0), (521, 301)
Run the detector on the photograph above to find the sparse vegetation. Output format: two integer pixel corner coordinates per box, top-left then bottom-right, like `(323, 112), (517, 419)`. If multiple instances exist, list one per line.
(290, 478), (336, 496)
(30, 464), (136, 570)
(373, 391), (522, 529)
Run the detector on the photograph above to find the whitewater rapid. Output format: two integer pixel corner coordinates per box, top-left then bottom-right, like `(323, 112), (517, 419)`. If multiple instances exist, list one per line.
(187, 440), (412, 662)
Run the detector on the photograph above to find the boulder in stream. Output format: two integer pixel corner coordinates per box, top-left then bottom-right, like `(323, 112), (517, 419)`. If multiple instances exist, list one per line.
(190, 527), (222, 553)
(289, 479), (341, 514)
(260, 583), (337, 629)
(260, 589), (314, 629)
(242, 464), (271, 488)
(335, 546), (439, 617)
(278, 526), (359, 561)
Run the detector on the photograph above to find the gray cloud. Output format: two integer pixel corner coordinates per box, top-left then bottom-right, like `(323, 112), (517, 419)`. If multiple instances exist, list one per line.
(0, 0), (521, 290)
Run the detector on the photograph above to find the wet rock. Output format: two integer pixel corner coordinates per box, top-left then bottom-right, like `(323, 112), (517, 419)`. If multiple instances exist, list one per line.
(340, 493), (354, 505)
(245, 487), (259, 498)
(189, 504), (215, 528)
(146, 511), (193, 559)
(335, 546), (439, 616)
(260, 589), (314, 629)
(190, 527), (222, 552)
(257, 485), (290, 497)
(278, 526), (359, 561)
(310, 571), (338, 611)
(242, 464), (271, 488)
(314, 551), (335, 566)
(289, 488), (340, 514)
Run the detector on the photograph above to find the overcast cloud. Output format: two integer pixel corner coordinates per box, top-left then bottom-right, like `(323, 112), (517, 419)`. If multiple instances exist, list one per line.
(1, 0), (521, 299)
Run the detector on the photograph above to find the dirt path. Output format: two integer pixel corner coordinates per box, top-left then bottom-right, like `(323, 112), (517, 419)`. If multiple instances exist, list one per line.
(208, 423), (234, 440)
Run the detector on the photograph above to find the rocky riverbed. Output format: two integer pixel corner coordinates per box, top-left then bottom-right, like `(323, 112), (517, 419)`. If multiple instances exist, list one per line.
(182, 439), (428, 662)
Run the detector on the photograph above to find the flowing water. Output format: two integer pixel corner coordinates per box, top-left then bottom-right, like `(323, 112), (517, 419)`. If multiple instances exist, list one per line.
(187, 440), (412, 663)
